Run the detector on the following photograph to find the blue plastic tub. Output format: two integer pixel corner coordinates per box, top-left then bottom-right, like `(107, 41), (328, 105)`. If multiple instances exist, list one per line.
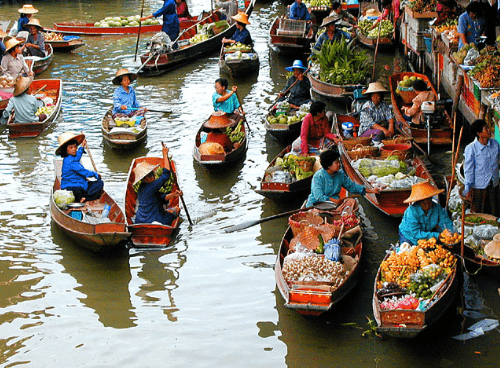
(424, 37), (432, 53)
(63, 35), (80, 41)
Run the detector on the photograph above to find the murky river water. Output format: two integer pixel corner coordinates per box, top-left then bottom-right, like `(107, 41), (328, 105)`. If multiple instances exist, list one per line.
(1, 0), (499, 367)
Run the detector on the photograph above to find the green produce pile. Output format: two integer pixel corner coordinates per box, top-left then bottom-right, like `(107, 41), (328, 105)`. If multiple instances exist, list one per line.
(358, 19), (393, 38)
(133, 165), (174, 193)
(189, 33), (209, 44)
(407, 264), (446, 299)
(274, 154), (315, 180)
(36, 105), (54, 117)
(464, 215), (500, 226)
(94, 15), (160, 27)
(357, 156), (407, 177)
(225, 42), (252, 52)
(226, 121), (245, 144)
(310, 40), (370, 85)
(267, 111), (306, 125)
(304, 0), (331, 7)
(53, 189), (75, 209)
(452, 43), (476, 64)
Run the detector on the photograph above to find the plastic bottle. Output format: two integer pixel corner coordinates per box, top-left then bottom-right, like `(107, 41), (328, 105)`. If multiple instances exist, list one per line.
(101, 204), (111, 218)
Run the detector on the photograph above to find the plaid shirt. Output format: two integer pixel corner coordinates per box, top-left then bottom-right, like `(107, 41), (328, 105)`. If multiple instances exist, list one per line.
(358, 100), (394, 136)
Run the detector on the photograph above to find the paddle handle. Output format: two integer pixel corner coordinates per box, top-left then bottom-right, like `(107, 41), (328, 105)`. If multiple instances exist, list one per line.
(32, 84), (47, 96)
(134, 0), (146, 62)
(270, 66), (311, 111)
(371, 21), (382, 79)
(446, 125), (464, 208)
(84, 140), (98, 174)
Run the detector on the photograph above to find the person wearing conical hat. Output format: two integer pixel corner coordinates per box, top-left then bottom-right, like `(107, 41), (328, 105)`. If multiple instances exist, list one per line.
(276, 60), (311, 110)
(1, 37), (32, 79)
(22, 18), (45, 57)
(1, 76), (46, 125)
(112, 68), (146, 119)
(222, 12), (252, 46)
(329, 2), (357, 29)
(213, 77), (243, 115)
(140, 0), (179, 48)
(358, 82), (395, 141)
(56, 132), (103, 203)
(312, 16), (351, 53)
(133, 148), (182, 226)
(12, 4), (38, 38)
(398, 180), (454, 245)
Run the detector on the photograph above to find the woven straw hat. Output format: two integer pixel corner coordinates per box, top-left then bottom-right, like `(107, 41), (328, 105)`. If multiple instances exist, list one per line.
(13, 76), (33, 97)
(365, 8), (382, 17)
(363, 82), (389, 95)
(18, 4), (39, 14)
(320, 16), (340, 28)
(112, 68), (138, 85)
(132, 162), (160, 186)
(204, 111), (233, 129)
(285, 59), (307, 72)
(4, 37), (24, 53)
(24, 18), (43, 31)
(403, 180), (444, 203)
(231, 12), (250, 25)
(484, 241), (500, 259)
(55, 131), (85, 156)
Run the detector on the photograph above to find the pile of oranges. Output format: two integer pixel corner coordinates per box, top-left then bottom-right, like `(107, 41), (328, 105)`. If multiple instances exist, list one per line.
(439, 229), (462, 245)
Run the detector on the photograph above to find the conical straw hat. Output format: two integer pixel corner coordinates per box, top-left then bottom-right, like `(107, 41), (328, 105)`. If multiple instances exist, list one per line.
(13, 76), (33, 96)
(363, 82), (389, 95)
(24, 18), (43, 31)
(231, 12), (250, 25)
(55, 131), (85, 156)
(404, 180), (444, 203)
(204, 111), (234, 129)
(4, 37), (24, 53)
(112, 68), (138, 85)
(18, 4), (39, 14)
(133, 162), (160, 186)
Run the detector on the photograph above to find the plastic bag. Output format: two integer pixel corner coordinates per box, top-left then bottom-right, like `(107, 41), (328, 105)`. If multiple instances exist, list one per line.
(324, 238), (341, 262)
(472, 224), (499, 240)
(464, 48), (480, 66)
(53, 190), (75, 209)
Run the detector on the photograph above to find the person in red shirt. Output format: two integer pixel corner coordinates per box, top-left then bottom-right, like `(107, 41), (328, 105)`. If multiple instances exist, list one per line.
(175, 0), (191, 20)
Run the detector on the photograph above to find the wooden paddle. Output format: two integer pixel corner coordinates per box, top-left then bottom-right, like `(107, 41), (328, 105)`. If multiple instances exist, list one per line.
(224, 195), (361, 233)
(134, 0), (146, 62)
(161, 142), (193, 225)
(445, 125), (464, 209)
(32, 84), (47, 96)
(268, 66), (311, 112)
(84, 139), (98, 174)
(128, 106), (172, 114)
(371, 20), (382, 79)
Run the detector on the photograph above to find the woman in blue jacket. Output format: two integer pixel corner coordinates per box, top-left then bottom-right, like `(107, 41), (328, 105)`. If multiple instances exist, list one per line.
(141, 0), (180, 45)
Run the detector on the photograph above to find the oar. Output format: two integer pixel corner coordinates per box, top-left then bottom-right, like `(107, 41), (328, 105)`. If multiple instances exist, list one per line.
(371, 20), (382, 79)
(128, 106), (172, 114)
(32, 84), (47, 96)
(162, 142), (193, 225)
(224, 195), (360, 233)
(134, 0), (146, 62)
(84, 139), (98, 173)
(136, 52), (156, 74)
(445, 125), (464, 209)
(268, 66), (311, 112)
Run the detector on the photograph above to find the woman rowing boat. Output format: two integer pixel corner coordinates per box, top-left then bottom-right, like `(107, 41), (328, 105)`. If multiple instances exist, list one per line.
(112, 68), (147, 119)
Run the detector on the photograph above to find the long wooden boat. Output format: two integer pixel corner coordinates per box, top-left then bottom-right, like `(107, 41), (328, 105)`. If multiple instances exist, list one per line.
(46, 37), (85, 52)
(308, 73), (364, 100)
(356, 29), (395, 50)
(275, 199), (363, 316)
(50, 159), (130, 253)
(193, 112), (249, 169)
(124, 149), (181, 248)
(7, 79), (62, 138)
(139, 1), (255, 75)
(218, 44), (260, 78)
(101, 108), (147, 150)
(255, 145), (315, 201)
(264, 110), (303, 143)
(25, 44), (53, 76)
(389, 72), (453, 146)
(373, 245), (460, 339)
(333, 113), (437, 217)
(269, 17), (314, 53)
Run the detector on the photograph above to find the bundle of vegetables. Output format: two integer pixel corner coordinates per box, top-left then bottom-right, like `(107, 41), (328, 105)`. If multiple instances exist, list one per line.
(53, 189), (75, 209)
(304, 0), (331, 8)
(365, 171), (424, 191)
(35, 105), (54, 117)
(266, 110), (307, 125)
(189, 33), (210, 44)
(408, 0), (436, 13)
(452, 43), (476, 64)
(469, 46), (500, 88)
(133, 165), (174, 193)
(225, 121), (245, 144)
(355, 156), (407, 178)
(358, 19), (393, 38)
(225, 42), (252, 52)
(273, 154), (316, 180)
(310, 40), (370, 85)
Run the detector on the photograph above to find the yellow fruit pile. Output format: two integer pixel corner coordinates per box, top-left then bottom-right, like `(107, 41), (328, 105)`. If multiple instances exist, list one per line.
(439, 229), (461, 245)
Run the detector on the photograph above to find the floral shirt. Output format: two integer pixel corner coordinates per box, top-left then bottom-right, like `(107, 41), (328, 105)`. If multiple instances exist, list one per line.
(358, 100), (394, 136)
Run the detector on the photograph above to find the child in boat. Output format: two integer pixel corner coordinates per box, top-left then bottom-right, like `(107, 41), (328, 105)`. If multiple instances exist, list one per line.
(133, 158), (182, 226)
(56, 131), (104, 203)
(1, 76), (46, 124)
(112, 68), (146, 119)
(401, 79), (437, 128)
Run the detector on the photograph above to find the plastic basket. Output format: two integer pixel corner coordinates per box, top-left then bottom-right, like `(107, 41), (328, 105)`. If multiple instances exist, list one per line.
(424, 36), (432, 53)
(63, 35), (80, 41)
(380, 143), (412, 160)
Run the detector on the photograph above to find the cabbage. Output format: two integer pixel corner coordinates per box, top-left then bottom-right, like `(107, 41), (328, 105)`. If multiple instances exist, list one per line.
(53, 190), (75, 209)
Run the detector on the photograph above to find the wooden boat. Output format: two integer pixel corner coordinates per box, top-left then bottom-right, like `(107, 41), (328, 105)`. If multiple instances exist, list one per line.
(46, 36), (85, 52)
(356, 29), (395, 50)
(101, 108), (147, 150)
(308, 73), (364, 100)
(193, 112), (249, 169)
(333, 113), (437, 217)
(275, 200), (364, 316)
(25, 44), (53, 76)
(264, 110), (303, 143)
(218, 44), (260, 78)
(255, 145), (315, 201)
(372, 245), (460, 339)
(389, 72), (453, 146)
(124, 149), (181, 248)
(269, 17), (314, 53)
(50, 159), (130, 253)
(139, 1), (255, 75)
(7, 79), (62, 138)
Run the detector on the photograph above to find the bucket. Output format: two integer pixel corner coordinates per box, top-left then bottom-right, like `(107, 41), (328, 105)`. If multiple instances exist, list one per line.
(342, 121), (354, 136)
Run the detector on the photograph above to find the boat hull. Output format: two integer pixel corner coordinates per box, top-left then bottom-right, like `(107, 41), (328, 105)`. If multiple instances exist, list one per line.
(25, 44), (53, 76)
(308, 73), (362, 100)
(357, 31), (395, 50)
(47, 39), (85, 52)
(269, 17), (314, 53)
(101, 108), (147, 149)
(219, 46), (259, 78)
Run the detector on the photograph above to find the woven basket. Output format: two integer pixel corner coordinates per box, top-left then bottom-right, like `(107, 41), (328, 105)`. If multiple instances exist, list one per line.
(289, 223), (336, 251)
(382, 135), (412, 145)
(289, 211), (324, 237)
(347, 145), (379, 160)
(343, 136), (372, 150)
(295, 158), (315, 172)
(397, 86), (417, 104)
(380, 143), (412, 160)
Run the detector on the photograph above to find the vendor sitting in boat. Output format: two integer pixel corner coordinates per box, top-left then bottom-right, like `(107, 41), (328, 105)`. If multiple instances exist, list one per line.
(306, 149), (378, 213)
(213, 77), (244, 115)
(289, 0), (311, 22)
(133, 157), (181, 226)
(292, 100), (338, 155)
(1, 76), (46, 124)
(276, 60), (311, 110)
(11, 4), (38, 37)
(329, 2), (357, 28)
(175, 0), (191, 21)
(112, 68), (146, 119)
(312, 17), (351, 53)
(1, 37), (32, 79)
(56, 131), (104, 203)
(358, 82), (395, 141)
(22, 18), (45, 57)
(401, 79), (437, 128)
(222, 13), (252, 46)
(399, 180), (454, 245)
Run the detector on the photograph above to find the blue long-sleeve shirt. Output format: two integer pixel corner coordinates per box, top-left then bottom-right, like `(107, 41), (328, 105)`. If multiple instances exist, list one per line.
(399, 202), (454, 244)
(231, 27), (252, 45)
(153, 0), (180, 41)
(61, 147), (99, 191)
(457, 11), (485, 49)
(113, 86), (141, 115)
(464, 138), (500, 195)
(289, 2), (311, 21)
(306, 168), (366, 206)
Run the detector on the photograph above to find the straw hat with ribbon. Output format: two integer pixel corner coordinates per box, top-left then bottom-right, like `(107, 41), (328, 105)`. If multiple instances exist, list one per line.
(204, 111), (234, 129)
(363, 81), (389, 95)
(320, 16), (340, 28)
(13, 76), (33, 97)
(403, 180), (444, 204)
(4, 37), (24, 53)
(112, 68), (138, 85)
(18, 4), (39, 14)
(365, 8), (382, 17)
(285, 59), (307, 72)
(231, 12), (250, 25)
(24, 18), (43, 31)
(132, 162), (160, 186)
(55, 131), (85, 156)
